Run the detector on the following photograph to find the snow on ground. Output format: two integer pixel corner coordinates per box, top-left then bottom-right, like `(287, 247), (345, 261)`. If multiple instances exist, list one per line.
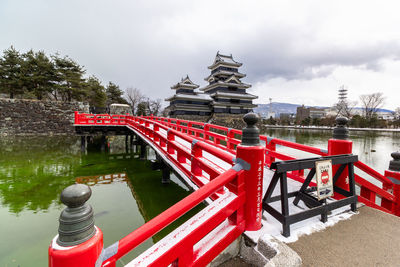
(246, 168), (356, 244)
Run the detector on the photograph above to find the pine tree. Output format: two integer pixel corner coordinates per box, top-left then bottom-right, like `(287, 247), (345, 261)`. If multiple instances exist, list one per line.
(23, 50), (56, 100)
(136, 101), (148, 116)
(106, 81), (126, 105)
(52, 54), (86, 101)
(85, 76), (107, 107)
(0, 46), (24, 98)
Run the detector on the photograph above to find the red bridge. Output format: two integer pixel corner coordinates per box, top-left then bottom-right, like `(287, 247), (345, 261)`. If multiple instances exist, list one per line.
(48, 112), (400, 267)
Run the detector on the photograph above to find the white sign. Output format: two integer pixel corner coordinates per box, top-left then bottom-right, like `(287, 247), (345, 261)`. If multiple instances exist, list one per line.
(315, 160), (334, 200)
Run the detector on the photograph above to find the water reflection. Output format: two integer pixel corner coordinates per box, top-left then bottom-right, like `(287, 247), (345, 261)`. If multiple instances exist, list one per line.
(75, 172), (128, 185)
(0, 136), (202, 266)
(0, 136), (80, 214)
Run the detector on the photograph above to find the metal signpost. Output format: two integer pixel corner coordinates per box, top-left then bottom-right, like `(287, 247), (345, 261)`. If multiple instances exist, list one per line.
(315, 160), (334, 200)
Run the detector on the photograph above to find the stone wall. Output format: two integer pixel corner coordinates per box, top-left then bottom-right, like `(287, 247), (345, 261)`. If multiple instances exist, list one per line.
(0, 98), (89, 135)
(173, 114), (211, 123)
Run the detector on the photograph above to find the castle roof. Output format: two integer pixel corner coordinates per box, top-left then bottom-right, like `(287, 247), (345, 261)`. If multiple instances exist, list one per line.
(210, 91), (258, 100)
(204, 70), (246, 82)
(208, 52), (242, 69)
(171, 75), (199, 90)
(165, 93), (213, 102)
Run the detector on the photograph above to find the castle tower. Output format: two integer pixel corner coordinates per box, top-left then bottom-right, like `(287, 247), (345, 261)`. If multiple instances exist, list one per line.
(201, 52), (257, 114)
(165, 75), (212, 116)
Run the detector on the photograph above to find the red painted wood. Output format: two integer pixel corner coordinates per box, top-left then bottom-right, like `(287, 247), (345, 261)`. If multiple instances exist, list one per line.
(71, 112), (400, 267)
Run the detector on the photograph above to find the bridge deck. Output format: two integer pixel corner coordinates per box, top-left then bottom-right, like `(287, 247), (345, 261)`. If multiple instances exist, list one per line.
(287, 205), (400, 266)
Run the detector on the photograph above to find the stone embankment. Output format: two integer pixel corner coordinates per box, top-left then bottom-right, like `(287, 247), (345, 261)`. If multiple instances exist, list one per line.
(0, 98), (89, 135)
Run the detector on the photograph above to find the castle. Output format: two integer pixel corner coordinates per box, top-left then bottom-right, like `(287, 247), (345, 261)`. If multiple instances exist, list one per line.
(165, 53), (257, 116)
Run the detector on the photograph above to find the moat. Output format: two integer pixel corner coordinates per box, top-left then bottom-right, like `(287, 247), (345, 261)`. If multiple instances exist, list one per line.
(0, 128), (399, 266)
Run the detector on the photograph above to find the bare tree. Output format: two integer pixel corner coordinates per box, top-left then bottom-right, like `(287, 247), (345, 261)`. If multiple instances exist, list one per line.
(335, 100), (357, 118)
(149, 99), (162, 116)
(359, 92), (385, 120)
(125, 87), (144, 115)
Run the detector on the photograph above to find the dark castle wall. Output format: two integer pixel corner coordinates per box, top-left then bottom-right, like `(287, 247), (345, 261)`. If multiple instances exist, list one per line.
(0, 98), (89, 135)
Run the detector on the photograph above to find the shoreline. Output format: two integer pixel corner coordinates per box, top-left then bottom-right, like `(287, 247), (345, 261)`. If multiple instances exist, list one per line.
(264, 125), (400, 132)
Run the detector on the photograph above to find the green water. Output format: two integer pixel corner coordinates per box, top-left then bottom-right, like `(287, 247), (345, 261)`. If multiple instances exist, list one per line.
(1, 129), (399, 266)
(0, 136), (201, 267)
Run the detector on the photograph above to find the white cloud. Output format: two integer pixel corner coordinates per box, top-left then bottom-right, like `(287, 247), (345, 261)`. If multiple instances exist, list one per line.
(1, 0), (400, 109)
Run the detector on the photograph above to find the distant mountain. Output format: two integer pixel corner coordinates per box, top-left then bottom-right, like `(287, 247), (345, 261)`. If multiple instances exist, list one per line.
(254, 102), (302, 117)
(353, 107), (393, 113)
(254, 102), (393, 117)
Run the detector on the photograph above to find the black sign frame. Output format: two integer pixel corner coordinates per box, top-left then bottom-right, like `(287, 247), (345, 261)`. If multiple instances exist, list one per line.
(262, 154), (358, 237)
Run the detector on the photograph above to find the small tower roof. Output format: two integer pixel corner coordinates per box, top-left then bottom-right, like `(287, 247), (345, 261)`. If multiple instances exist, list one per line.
(171, 75), (199, 90)
(208, 52), (242, 69)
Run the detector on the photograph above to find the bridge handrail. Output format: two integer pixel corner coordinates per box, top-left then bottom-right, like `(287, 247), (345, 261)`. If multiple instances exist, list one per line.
(102, 168), (242, 266)
(264, 137), (328, 156)
(74, 112), (399, 216)
(354, 161), (393, 186)
(149, 116), (327, 160)
(145, 116), (398, 215)
(131, 117), (235, 165)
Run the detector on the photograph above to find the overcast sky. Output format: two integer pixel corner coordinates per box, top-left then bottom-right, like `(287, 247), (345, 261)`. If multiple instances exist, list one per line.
(1, 0), (400, 110)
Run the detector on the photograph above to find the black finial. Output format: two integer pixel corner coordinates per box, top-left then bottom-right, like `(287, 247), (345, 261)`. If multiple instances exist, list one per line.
(389, 152), (400, 172)
(241, 113), (260, 146)
(333, 117), (349, 140)
(57, 184), (95, 246)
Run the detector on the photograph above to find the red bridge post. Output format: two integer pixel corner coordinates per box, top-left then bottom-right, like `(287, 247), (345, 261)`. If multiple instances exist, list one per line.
(49, 184), (103, 267)
(328, 117), (352, 194)
(236, 113), (265, 231)
(385, 152), (400, 216)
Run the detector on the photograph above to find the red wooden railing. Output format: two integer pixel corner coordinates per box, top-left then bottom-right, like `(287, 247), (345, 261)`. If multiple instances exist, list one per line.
(73, 112), (260, 266)
(69, 112), (400, 266)
(145, 115), (400, 216)
(74, 112), (400, 217)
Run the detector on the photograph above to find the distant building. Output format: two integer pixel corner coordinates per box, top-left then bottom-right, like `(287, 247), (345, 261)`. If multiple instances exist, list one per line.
(309, 107), (326, 119)
(165, 76), (212, 116)
(296, 105), (326, 122)
(376, 111), (395, 120)
(110, 103), (131, 115)
(280, 113), (295, 121)
(266, 112), (276, 119)
(201, 53), (257, 114)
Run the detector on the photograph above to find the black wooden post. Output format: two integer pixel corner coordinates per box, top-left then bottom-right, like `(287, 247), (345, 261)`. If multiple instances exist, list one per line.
(161, 164), (171, 184)
(81, 136), (86, 152)
(140, 139), (147, 160)
(100, 135), (106, 152)
(130, 135), (134, 151)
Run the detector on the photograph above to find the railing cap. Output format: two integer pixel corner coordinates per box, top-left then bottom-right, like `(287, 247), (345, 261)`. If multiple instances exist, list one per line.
(57, 184), (95, 246)
(391, 151), (400, 160)
(243, 113), (258, 127)
(336, 117), (348, 126)
(60, 183), (92, 208)
(241, 112), (260, 146)
(333, 116), (349, 140)
(389, 151), (400, 172)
